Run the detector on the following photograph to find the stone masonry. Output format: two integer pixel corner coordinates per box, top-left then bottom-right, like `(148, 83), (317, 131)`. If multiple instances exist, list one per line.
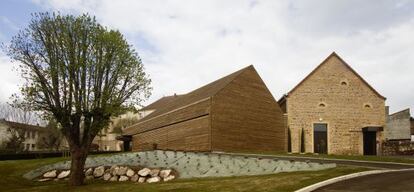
(282, 53), (386, 155)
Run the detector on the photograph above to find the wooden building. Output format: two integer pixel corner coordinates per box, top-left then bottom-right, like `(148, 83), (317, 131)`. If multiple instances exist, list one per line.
(123, 65), (286, 152)
(279, 52), (386, 155)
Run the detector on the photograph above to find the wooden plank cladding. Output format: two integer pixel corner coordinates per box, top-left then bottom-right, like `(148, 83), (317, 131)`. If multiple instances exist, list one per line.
(132, 115), (211, 151)
(126, 65), (286, 153)
(127, 98), (211, 134)
(211, 66), (286, 152)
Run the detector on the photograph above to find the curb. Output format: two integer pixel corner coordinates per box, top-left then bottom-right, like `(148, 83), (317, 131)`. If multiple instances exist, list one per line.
(273, 155), (414, 167)
(219, 152), (414, 167)
(295, 168), (414, 192)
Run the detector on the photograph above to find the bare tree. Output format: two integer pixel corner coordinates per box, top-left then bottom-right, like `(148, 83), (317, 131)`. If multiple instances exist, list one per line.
(4, 128), (26, 152)
(5, 12), (151, 186)
(0, 103), (43, 125)
(37, 118), (63, 151)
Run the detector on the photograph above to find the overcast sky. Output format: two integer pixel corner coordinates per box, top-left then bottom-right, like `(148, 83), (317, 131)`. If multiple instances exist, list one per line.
(0, 0), (413, 114)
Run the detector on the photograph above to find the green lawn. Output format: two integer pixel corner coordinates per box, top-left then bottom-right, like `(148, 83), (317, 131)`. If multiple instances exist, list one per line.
(0, 157), (370, 192)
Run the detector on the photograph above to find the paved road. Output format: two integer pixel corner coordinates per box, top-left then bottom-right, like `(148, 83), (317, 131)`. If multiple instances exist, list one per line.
(221, 152), (414, 170)
(314, 170), (414, 192)
(269, 156), (414, 170)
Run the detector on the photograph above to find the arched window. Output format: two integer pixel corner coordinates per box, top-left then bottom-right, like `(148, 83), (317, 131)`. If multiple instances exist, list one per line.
(340, 79), (349, 86)
(318, 102), (326, 108)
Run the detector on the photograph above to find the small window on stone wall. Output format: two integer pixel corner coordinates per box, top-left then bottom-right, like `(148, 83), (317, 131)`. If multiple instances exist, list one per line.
(318, 102), (326, 108)
(340, 80), (348, 86)
(364, 104), (372, 109)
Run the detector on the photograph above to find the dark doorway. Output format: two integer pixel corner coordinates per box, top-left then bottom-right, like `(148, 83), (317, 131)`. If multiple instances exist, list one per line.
(363, 131), (377, 155)
(116, 135), (132, 151)
(314, 123), (328, 154)
(123, 140), (131, 151)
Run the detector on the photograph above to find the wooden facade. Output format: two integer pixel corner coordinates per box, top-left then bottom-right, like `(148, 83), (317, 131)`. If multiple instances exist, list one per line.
(124, 65), (286, 152)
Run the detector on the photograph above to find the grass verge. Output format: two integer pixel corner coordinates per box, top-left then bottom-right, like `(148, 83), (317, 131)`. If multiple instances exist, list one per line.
(0, 157), (369, 192)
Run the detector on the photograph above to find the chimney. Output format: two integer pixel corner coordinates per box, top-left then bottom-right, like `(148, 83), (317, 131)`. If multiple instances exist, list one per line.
(385, 106), (390, 116)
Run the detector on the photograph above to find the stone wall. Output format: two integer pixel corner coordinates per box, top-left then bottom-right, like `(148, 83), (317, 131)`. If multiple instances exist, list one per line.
(23, 150), (336, 180)
(382, 140), (414, 156)
(286, 54), (385, 155)
(385, 109), (412, 140)
(411, 118), (414, 136)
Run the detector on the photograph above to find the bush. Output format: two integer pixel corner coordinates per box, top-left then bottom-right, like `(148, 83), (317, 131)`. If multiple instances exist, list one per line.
(0, 151), (121, 161)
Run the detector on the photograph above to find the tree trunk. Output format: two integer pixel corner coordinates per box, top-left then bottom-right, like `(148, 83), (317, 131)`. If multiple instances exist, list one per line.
(69, 147), (89, 186)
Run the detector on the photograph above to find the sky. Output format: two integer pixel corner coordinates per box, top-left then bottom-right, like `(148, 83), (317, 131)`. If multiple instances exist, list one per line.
(0, 0), (413, 114)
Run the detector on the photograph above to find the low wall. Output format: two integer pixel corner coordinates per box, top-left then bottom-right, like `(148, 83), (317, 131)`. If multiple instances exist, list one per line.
(382, 140), (414, 156)
(24, 150), (336, 180)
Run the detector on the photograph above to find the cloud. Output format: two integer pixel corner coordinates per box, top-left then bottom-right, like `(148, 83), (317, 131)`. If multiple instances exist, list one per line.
(284, 0), (414, 37)
(0, 53), (22, 103)
(0, 16), (19, 31)
(14, 0), (414, 114)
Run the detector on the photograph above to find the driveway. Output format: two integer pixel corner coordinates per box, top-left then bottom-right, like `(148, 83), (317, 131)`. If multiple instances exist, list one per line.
(314, 169), (414, 192)
(221, 152), (414, 170)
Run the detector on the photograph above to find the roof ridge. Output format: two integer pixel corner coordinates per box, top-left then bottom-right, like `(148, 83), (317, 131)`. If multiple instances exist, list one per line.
(184, 64), (253, 96)
(389, 108), (410, 116)
(210, 65), (254, 97)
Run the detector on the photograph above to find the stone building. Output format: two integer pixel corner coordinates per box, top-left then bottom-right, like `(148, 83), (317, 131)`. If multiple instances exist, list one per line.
(93, 111), (143, 151)
(411, 118), (414, 141)
(279, 52), (386, 155)
(385, 108), (413, 141)
(93, 128), (123, 151)
(0, 119), (47, 151)
(124, 65), (286, 152)
(93, 100), (174, 152)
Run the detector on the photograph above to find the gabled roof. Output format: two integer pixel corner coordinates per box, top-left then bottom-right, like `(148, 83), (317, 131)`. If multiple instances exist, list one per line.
(123, 65), (254, 135)
(0, 119), (45, 132)
(140, 94), (182, 111)
(286, 52), (386, 100)
(140, 65), (251, 121)
(389, 108), (410, 117)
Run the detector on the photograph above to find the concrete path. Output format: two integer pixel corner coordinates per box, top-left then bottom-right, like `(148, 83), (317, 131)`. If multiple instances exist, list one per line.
(314, 169), (414, 192)
(220, 152), (414, 170)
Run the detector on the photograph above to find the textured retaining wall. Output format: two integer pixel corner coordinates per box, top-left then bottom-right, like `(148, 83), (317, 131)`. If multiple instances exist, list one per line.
(24, 150), (336, 180)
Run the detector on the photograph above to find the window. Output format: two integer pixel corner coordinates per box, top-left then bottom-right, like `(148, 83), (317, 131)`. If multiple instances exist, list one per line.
(32, 144), (35, 150)
(340, 80), (349, 86)
(26, 144), (30, 150)
(364, 104), (372, 109)
(318, 102), (326, 108)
